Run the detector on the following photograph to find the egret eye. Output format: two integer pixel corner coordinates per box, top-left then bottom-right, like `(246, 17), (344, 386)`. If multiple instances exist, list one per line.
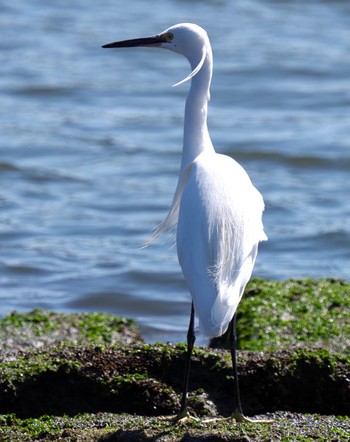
(166, 32), (174, 41)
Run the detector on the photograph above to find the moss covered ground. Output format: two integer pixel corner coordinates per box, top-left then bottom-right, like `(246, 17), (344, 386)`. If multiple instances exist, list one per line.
(0, 278), (349, 441)
(0, 310), (142, 356)
(237, 278), (350, 353)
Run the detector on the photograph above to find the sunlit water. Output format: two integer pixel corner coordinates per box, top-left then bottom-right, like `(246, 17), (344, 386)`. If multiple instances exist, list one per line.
(1, 0), (349, 342)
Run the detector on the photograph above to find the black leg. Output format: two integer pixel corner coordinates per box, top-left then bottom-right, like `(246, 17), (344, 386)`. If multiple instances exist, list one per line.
(229, 313), (273, 423)
(230, 313), (244, 418)
(179, 302), (195, 415)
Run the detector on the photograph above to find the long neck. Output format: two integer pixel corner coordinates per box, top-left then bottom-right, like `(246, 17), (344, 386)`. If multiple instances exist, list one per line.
(180, 50), (214, 173)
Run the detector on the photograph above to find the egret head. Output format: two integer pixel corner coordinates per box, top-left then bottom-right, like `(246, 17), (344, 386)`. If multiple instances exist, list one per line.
(102, 23), (212, 86)
(157, 24), (209, 57)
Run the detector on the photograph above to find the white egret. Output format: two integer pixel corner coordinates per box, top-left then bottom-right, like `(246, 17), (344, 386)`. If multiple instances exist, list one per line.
(102, 23), (268, 423)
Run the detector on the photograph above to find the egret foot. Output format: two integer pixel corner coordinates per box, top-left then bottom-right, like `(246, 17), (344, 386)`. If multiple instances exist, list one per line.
(160, 410), (199, 424)
(231, 409), (273, 424)
(201, 416), (221, 424)
(203, 413), (273, 425)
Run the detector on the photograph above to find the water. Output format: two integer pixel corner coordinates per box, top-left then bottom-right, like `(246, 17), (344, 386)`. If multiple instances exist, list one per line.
(1, 0), (349, 342)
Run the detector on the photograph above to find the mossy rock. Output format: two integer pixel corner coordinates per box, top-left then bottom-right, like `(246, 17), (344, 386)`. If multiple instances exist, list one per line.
(0, 278), (349, 440)
(0, 309), (143, 356)
(0, 345), (349, 440)
(0, 344), (349, 418)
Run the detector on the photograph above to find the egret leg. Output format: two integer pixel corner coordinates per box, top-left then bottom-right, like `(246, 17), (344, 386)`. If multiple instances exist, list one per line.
(230, 313), (244, 420)
(181, 302), (195, 410)
(171, 302), (197, 422)
(230, 314), (273, 424)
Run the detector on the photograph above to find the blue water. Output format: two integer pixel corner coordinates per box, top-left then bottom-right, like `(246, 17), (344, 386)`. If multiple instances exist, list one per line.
(1, 0), (349, 342)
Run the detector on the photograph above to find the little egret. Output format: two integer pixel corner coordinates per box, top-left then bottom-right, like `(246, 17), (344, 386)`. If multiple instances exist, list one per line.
(102, 23), (268, 423)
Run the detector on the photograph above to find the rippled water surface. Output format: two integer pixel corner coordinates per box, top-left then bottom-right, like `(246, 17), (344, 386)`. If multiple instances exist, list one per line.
(1, 0), (350, 341)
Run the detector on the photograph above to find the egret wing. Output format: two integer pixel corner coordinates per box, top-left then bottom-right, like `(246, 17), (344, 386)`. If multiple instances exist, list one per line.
(177, 152), (266, 337)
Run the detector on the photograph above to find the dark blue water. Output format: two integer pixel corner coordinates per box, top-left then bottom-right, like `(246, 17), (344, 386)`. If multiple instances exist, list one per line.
(1, 0), (349, 342)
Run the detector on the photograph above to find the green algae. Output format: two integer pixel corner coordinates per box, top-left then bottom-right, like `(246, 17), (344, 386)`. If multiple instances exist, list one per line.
(237, 278), (350, 353)
(0, 309), (142, 355)
(0, 347), (82, 386)
(288, 347), (349, 373)
(0, 310), (59, 334)
(74, 312), (137, 344)
(0, 309), (138, 341)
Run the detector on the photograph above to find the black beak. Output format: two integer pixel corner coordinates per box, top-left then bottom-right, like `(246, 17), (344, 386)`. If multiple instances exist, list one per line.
(102, 34), (167, 49)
